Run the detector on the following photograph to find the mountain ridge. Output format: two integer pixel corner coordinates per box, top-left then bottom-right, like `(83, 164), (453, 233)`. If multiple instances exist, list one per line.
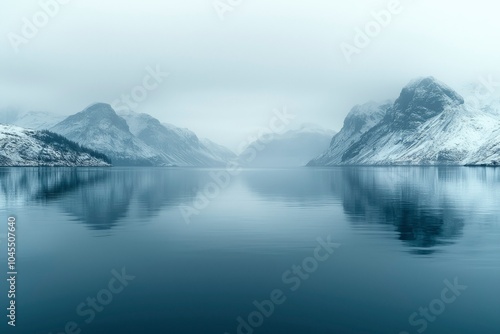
(309, 77), (500, 166)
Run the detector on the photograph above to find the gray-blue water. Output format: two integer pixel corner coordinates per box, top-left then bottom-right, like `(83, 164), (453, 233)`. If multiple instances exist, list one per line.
(0, 167), (499, 334)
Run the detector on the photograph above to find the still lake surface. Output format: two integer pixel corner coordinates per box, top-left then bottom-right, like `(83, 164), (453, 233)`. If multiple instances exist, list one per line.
(0, 167), (499, 334)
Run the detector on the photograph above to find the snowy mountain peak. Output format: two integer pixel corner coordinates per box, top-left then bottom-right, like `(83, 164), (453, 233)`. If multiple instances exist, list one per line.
(68, 103), (130, 133)
(308, 76), (500, 166)
(50, 105), (236, 166)
(80, 103), (123, 120)
(51, 104), (158, 165)
(343, 101), (391, 134)
(401, 76), (463, 104)
(83, 102), (113, 111)
(390, 76), (465, 130)
(307, 102), (389, 166)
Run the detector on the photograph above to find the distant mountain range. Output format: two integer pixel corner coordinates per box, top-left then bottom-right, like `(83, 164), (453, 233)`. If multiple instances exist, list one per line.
(0, 109), (65, 130)
(2, 77), (499, 168)
(238, 124), (336, 167)
(1, 103), (333, 167)
(309, 77), (500, 166)
(2, 103), (237, 167)
(117, 109), (237, 166)
(0, 125), (110, 166)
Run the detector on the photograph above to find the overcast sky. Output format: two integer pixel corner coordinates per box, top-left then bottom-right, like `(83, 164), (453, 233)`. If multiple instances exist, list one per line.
(1, 0), (499, 148)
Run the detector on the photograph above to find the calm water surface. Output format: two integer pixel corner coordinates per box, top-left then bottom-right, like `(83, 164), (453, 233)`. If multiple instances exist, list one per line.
(0, 167), (499, 334)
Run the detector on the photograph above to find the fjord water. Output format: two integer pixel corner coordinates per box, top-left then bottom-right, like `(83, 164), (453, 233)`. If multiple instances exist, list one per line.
(0, 167), (499, 334)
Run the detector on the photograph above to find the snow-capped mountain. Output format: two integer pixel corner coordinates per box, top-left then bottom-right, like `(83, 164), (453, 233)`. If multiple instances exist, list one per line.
(239, 124), (336, 167)
(51, 103), (162, 166)
(119, 110), (234, 166)
(48, 104), (235, 166)
(0, 109), (65, 130)
(308, 77), (500, 166)
(0, 124), (110, 166)
(308, 102), (391, 166)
